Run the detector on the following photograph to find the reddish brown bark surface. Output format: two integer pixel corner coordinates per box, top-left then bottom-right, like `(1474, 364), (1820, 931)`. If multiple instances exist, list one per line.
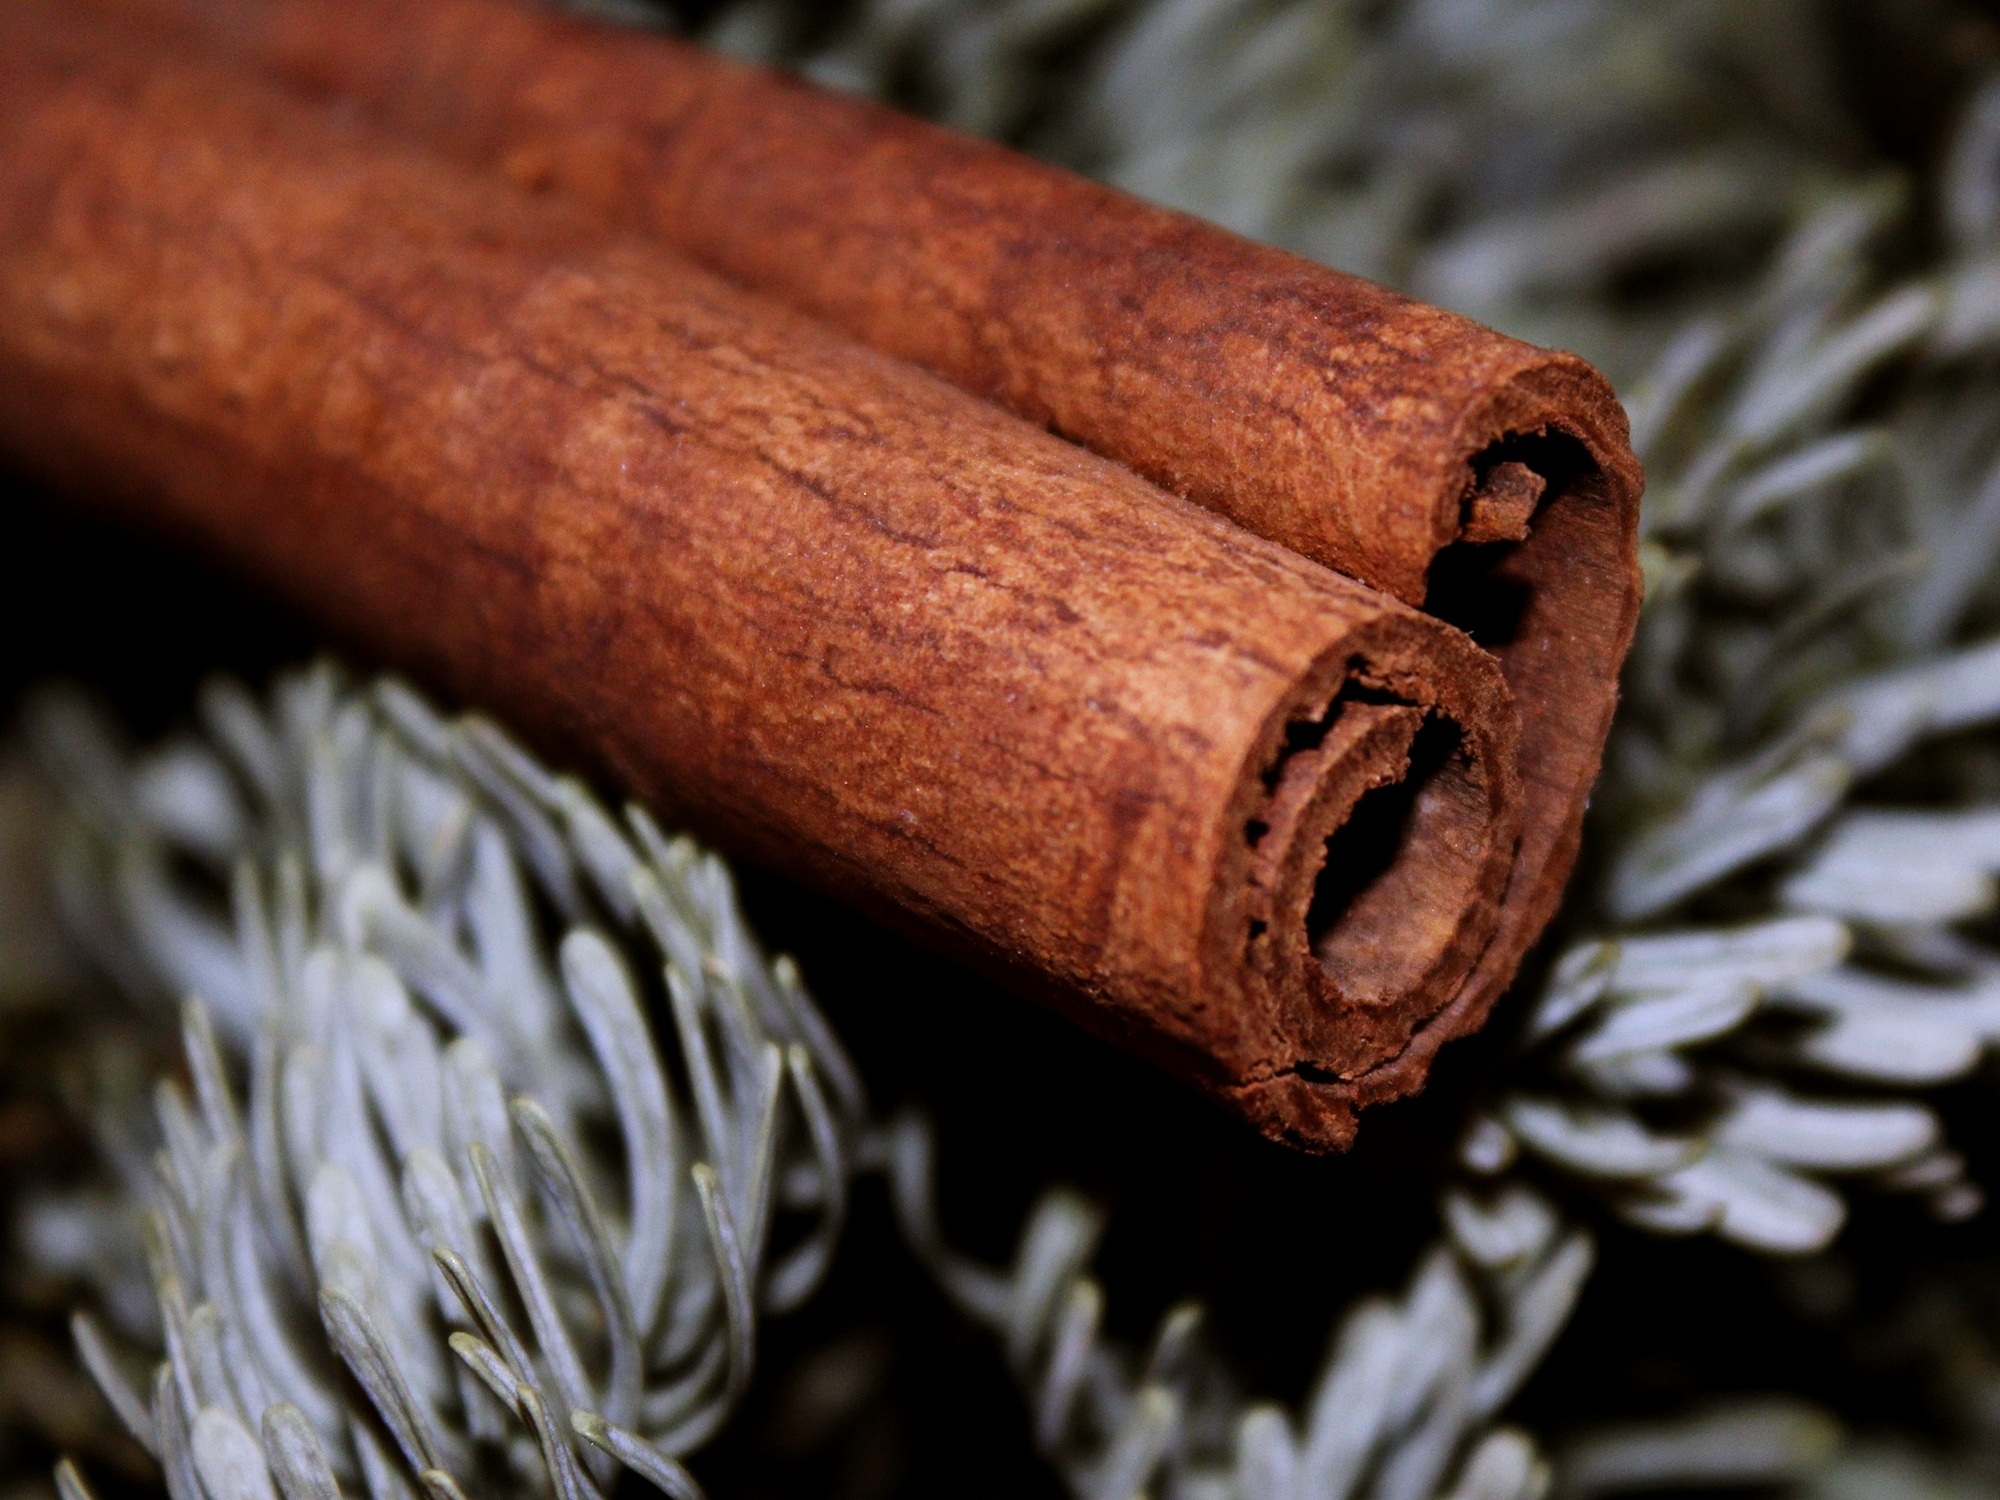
(102, 0), (1644, 1100)
(0, 2), (1536, 1148)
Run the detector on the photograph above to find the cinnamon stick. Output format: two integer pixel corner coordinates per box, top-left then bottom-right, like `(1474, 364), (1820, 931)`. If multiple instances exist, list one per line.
(100, 0), (1644, 1079)
(0, 1), (1526, 1149)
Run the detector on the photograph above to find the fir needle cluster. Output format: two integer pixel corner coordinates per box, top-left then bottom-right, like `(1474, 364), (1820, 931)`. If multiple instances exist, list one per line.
(20, 662), (1588, 1500)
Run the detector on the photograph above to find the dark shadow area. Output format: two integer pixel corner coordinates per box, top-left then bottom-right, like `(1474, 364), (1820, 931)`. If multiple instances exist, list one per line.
(0, 470), (317, 733)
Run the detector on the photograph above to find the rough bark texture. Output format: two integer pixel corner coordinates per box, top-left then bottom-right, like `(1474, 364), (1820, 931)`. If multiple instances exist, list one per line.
(100, 0), (1646, 1107)
(0, 2), (1530, 1148)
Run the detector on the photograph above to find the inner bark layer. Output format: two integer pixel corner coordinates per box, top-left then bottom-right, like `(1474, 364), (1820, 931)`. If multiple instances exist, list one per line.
(1243, 677), (1514, 1089)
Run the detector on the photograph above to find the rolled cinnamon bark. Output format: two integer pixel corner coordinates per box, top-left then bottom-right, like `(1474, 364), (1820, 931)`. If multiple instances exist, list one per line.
(0, 1), (1524, 1149)
(98, 0), (1643, 1077)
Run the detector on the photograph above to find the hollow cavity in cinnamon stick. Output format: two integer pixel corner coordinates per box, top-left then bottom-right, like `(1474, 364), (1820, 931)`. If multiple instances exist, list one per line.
(96, 0), (1644, 1114)
(0, 1), (1526, 1149)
